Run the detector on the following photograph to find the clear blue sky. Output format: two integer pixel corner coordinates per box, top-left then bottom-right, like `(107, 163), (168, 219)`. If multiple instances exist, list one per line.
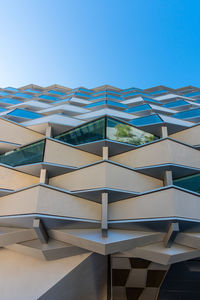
(0, 0), (200, 89)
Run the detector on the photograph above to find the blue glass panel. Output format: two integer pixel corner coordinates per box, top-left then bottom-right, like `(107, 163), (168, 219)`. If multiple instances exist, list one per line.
(39, 95), (60, 101)
(142, 97), (162, 104)
(125, 104), (151, 113)
(164, 100), (188, 108)
(8, 109), (42, 119)
(47, 90), (66, 96)
(107, 118), (158, 145)
(130, 115), (163, 126)
(174, 173), (200, 193)
(173, 109), (200, 119)
(0, 91), (9, 96)
(86, 100), (127, 108)
(123, 92), (148, 97)
(4, 87), (18, 92)
(184, 92), (200, 97)
(0, 98), (21, 105)
(78, 88), (93, 93)
(122, 88), (142, 93)
(24, 89), (42, 93)
(149, 90), (167, 95)
(91, 94), (121, 100)
(55, 118), (106, 145)
(92, 90), (120, 96)
(0, 140), (45, 167)
(13, 93), (33, 98)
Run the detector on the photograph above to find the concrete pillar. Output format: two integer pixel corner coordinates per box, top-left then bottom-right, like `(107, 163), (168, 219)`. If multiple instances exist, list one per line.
(40, 169), (48, 184)
(161, 126), (168, 138)
(101, 193), (108, 237)
(164, 170), (173, 186)
(102, 146), (109, 160)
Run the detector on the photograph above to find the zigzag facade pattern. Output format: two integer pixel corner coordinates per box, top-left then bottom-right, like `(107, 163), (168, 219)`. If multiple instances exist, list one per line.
(0, 84), (200, 299)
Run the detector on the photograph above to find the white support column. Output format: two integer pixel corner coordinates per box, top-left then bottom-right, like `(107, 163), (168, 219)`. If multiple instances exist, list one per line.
(102, 146), (109, 160)
(161, 126), (168, 138)
(164, 170), (173, 186)
(40, 169), (48, 184)
(46, 125), (52, 137)
(164, 222), (179, 248)
(33, 218), (49, 244)
(101, 192), (108, 237)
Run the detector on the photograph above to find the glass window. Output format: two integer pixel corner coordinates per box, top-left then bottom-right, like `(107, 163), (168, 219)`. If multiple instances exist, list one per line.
(173, 173), (200, 194)
(14, 93), (33, 98)
(149, 90), (167, 95)
(106, 118), (158, 145)
(55, 118), (106, 145)
(125, 104), (151, 113)
(4, 87), (19, 92)
(0, 140), (45, 167)
(130, 115), (163, 126)
(24, 89), (42, 94)
(47, 90), (66, 96)
(86, 100), (127, 108)
(39, 95), (60, 101)
(54, 117), (158, 146)
(164, 100), (189, 108)
(0, 98), (21, 105)
(173, 108), (200, 119)
(0, 91), (9, 96)
(8, 109), (42, 119)
(184, 92), (200, 97)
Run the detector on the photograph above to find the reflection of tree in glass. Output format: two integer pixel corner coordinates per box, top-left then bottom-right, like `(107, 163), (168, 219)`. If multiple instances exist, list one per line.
(114, 124), (156, 145)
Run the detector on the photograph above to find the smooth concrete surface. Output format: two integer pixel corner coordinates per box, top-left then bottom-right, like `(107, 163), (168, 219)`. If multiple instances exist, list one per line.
(49, 161), (163, 192)
(39, 253), (108, 300)
(0, 248), (91, 300)
(0, 118), (44, 144)
(0, 166), (39, 190)
(44, 139), (101, 167)
(0, 185), (101, 220)
(111, 139), (200, 169)
(170, 125), (200, 146)
(108, 188), (200, 221)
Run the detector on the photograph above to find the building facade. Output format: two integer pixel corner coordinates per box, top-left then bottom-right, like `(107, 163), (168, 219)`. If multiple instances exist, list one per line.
(0, 84), (200, 299)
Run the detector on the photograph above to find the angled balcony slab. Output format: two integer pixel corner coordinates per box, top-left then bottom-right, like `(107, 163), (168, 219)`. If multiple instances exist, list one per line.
(0, 140), (20, 154)
(170, 124), (200, 146)
(108, 187), (200, 222)
(15, 162), (76, 177)
(72, 188), (138, 203)
(49, 228), (164, 255)
(75, 139), (136, 156)
(135, 164), (200, 180)
(6, 238), (88, 260)
(116, 242), (200, 265)
(44, 138), (101, 167)
(49, 161), (163, 193)
(0, 165), (39, 190)
(0, 226), (36, 247)
(0, 117), (44, 145)
(0, 184), (101, 222)
(110, 138), (200, 169)
(175, 232), (200, 249)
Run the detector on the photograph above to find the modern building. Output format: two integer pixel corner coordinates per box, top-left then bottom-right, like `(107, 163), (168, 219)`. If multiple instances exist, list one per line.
(0, 84), (200, 299)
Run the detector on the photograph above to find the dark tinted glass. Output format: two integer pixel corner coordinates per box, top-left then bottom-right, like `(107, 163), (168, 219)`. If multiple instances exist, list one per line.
(0, 140), (45, 167)
(174, 173), (200, 193)
(55, 118), (106, 145)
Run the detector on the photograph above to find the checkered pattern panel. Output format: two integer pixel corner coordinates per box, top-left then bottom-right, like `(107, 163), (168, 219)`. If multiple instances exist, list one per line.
(112, 257), (170, 300)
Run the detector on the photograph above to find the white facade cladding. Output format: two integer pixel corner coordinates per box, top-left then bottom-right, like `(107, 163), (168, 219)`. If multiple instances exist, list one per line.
(0, 84), (200, 299)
